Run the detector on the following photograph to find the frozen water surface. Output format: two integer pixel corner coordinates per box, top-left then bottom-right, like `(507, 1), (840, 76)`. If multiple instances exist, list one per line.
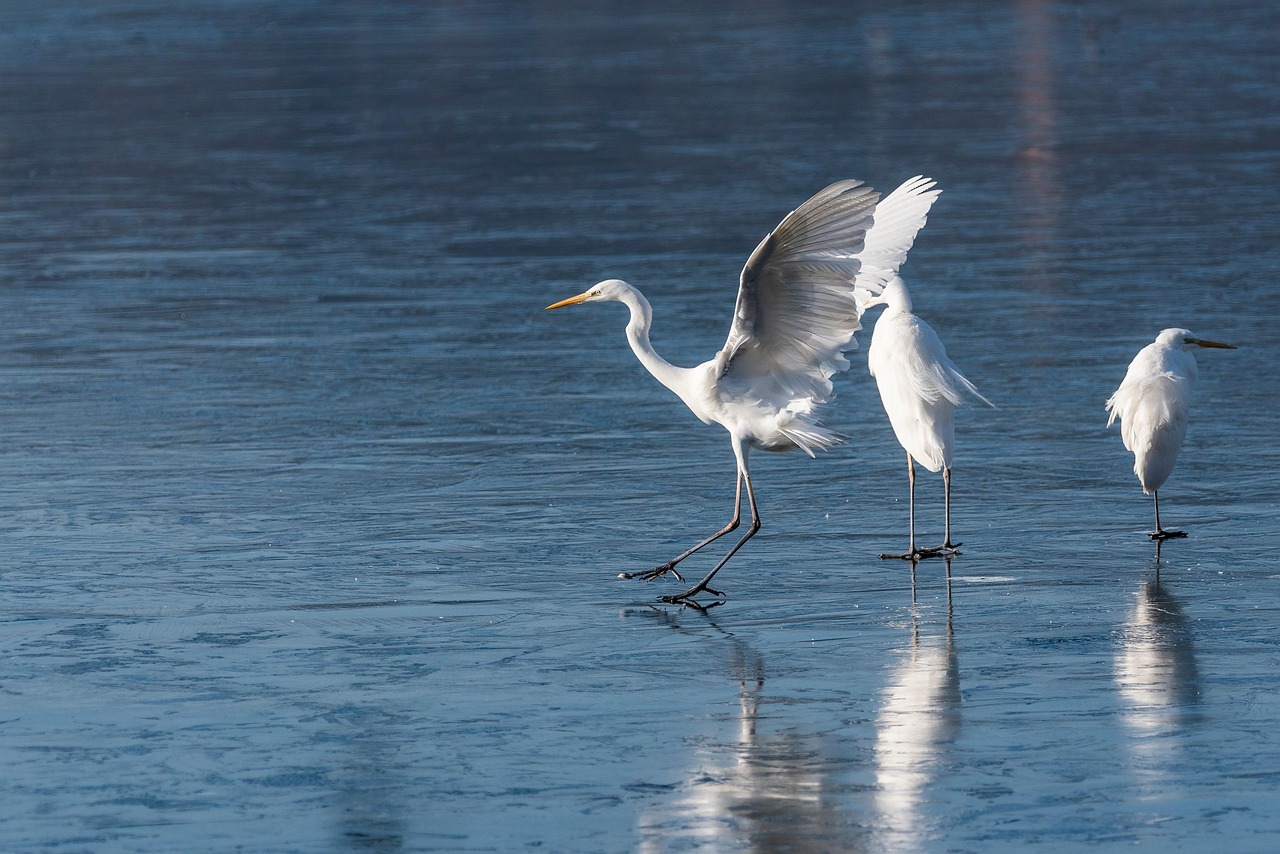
(2, 1), (1279, 851)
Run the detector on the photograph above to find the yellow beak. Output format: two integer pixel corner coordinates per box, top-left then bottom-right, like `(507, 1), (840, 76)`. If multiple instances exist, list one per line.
(545, 290), (593, 310)
(1191, 337), (1237, 350)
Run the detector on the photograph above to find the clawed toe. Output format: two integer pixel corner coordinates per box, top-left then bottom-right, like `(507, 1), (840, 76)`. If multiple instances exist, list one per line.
(1150, 530), (1187, 541)
(659, 585), (725, 610)
(618, 563), (684, 582)
(879, 545), (959, 561)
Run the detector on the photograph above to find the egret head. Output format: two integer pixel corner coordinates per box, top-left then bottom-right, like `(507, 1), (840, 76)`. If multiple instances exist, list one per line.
(1156, 327), (1237, 351)
(546, 279), (632, 310)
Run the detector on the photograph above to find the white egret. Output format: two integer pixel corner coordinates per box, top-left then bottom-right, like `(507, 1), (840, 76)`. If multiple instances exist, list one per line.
(1105, 328), (1235, 540)
(546, 176), (940, 607)
(863, 276), (993, 560)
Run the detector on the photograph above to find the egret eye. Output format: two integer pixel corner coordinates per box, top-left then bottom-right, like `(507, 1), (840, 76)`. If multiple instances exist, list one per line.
(592, 290), (601, 296)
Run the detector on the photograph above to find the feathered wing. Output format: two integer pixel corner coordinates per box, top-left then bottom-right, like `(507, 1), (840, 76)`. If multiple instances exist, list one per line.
(1106, 355), (1193, 493)
(854, 176), (942, 301)
(869, 315), (989, 471)
(717, 179), (881, 405)
(892, 320), (992, 409)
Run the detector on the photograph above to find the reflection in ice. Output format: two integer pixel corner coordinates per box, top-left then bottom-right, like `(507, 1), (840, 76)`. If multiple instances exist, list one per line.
(635, 638), (859, 853)
(1113, 554), (1200, 790)
(3, 0), (1277, 849)
(1014, 0), (1062, 293)
(873, 571), (960, 852)
(329, 707), (408, 852)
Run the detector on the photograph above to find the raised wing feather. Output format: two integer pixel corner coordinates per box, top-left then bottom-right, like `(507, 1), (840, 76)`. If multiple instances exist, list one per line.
(854, 175), (942, 300)
(718, 180), (880, 402)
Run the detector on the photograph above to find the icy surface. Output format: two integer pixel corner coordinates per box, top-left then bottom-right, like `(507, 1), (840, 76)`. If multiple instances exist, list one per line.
(2, 1), (1279, 851)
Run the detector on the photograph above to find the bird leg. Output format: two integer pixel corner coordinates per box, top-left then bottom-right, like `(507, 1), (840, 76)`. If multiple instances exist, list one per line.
(882, 453), (930, 560)
(660, 469), (759, 608)
(916, 467), (961, 558)
(1149, 490), (1186, 540)
(618, 473), (745, 583)
(882, 462), (960, 560)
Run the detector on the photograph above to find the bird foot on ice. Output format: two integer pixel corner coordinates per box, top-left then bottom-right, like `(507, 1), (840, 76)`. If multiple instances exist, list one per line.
(659, 585), (725, 610)
(618, 563), (684, 582)
(879, 544), (960, 561)
(1150, 529), (1187, 541)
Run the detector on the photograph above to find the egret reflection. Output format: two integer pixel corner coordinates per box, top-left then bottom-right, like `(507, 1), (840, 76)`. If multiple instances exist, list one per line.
(1113, 547), (1200, 782)
(328, 708), (408, 852)
(625, 611), (861, 852)
(873, 563), (960, 852)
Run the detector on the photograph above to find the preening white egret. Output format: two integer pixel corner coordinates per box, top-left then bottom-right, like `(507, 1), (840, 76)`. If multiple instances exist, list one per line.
(1105, 328), (1235, 540)
(546, 176), (939, 607)
(863, 275), (992, 560)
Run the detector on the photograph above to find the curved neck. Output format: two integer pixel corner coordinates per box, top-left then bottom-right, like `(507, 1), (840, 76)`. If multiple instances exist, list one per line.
(883, 277), (913, 313)
(619, 287), (685, 393)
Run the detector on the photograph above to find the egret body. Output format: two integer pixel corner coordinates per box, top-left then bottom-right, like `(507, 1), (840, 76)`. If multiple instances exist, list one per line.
(546, 177), (939, 606)
(1105, 328), (1235, 539)
(864, 276), (992, 559)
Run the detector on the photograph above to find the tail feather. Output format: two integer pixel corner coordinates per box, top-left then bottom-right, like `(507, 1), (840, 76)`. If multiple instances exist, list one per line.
(779, 417), (843, 457)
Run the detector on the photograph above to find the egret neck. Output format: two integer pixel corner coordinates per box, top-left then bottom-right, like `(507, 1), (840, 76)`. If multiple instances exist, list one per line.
(616, 284), (702, 414)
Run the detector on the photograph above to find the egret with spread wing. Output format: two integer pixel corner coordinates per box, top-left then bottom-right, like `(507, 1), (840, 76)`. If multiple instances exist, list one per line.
(546, 177), (939, 607)
(863, 274), (993, 560)
(1105, 328), (1235, 540)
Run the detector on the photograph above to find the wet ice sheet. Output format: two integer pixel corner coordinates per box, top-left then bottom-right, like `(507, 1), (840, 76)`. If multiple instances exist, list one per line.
(2, 1), (1279, 851)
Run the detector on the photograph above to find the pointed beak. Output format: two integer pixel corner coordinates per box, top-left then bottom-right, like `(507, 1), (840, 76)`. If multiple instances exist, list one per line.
(545, 290), (592, 310)
(1190, 337), (1237, 349)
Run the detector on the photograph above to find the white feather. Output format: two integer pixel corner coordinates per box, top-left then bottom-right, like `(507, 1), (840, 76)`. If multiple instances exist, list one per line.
(1105, 330), (1199, 493)
(867, 278), (991, 473)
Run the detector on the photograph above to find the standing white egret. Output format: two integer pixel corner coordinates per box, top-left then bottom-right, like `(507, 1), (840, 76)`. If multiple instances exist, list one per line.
(863, 276), (993, 560)
(546, 176), (940, 607)
(1105, 328), (1235, 540)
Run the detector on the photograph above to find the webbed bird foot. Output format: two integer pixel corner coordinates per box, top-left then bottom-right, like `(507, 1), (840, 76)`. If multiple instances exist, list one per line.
(618, 562), (684, 582)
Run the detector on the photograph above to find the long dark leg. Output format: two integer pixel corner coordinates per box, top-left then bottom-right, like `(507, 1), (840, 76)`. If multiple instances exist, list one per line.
(1150, 489), (1186, 540)
(916, 467), (961, 559)
(909, 454), (917, 555)
(943, 467), (956, 549)
(933, 467), (962, 554)
(881, 453), (924, 560)
(662, 449), (758, 607)
(619, 472), (743, 583)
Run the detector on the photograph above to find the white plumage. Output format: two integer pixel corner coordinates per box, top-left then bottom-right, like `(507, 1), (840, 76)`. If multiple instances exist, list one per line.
(546, 177), (939, 606)
(865, 276), (992, 559)
(1105, 327), (1235, 539)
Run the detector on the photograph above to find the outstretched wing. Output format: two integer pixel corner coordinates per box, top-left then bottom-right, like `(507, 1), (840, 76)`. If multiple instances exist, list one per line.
(854, 175), (941, 301)
(717, 180), (880, 402)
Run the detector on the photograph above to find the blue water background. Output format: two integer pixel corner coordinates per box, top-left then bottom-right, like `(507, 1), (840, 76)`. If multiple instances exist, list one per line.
(2, 1), (1278, 850)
